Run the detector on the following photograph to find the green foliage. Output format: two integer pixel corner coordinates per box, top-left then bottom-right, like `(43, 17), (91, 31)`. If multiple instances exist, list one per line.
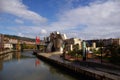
(68, 50), (75, 56)
(23, 43), (27, 49)
(73, 44), (79, 51)
(68, 49), (82, 57)
(105, 44), (120, 65)
(67, 44), (82, 57)
(96, 40), (104, 47)
(92, 49), (101, 54)
(23, 43), (35, 49)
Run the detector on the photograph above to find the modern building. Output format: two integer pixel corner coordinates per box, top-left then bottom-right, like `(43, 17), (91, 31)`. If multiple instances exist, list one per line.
(44, 31), (67, 52)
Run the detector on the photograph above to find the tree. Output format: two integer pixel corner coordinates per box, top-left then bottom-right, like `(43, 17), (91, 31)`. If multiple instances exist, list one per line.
(68, 44), (82, 58)
(105, 43), (120, 65)
(23, 43), (27, 49)
(73, 44), (79, 51)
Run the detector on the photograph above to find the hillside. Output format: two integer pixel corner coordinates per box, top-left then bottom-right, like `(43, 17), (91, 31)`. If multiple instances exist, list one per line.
(4, 34), (35, 42)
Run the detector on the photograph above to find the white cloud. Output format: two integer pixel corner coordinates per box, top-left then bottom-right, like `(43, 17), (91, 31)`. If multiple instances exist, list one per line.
(0, 0), (47, 24)
(40, 29), (47, 34)
(8, 26), (48, 38)
(45, 0), (120, 39)
(15, 19), (24, 24)
(18, 32), (24, 37)
(2, 0), (120, 40)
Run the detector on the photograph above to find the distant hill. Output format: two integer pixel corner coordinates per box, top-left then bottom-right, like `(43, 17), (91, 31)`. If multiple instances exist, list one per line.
(4, 34), (35, 42)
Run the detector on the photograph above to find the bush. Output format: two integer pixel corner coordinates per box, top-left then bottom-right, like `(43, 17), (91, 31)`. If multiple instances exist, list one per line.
(68, 49), (82, 57)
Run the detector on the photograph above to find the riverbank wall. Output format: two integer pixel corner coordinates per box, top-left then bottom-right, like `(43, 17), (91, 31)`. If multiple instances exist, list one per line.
(0, 50), (16, 59)
(36, 53), (120, 80)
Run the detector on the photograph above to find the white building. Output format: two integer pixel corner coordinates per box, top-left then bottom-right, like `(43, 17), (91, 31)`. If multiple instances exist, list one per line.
(4, 43), (13, 49)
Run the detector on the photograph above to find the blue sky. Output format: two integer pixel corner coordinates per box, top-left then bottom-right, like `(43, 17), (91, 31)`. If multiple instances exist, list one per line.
(0, 0), (120, 39)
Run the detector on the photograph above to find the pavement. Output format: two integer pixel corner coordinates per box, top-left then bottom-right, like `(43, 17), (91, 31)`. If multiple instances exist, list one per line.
(37, 52), (120, 80)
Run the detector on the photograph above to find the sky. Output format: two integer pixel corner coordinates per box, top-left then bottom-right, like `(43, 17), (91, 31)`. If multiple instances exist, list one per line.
(0, 0), (120, 40)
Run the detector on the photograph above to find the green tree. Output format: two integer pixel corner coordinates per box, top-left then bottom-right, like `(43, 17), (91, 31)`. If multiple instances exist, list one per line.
(23, 43), (27, 49)
(92, 49), (101, 54)
(68, 44), (82, 57)
(105, 43), (120, 65)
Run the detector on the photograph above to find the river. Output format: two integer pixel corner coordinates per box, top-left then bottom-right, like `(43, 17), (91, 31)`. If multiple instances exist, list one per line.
(0, 51), (78, 80)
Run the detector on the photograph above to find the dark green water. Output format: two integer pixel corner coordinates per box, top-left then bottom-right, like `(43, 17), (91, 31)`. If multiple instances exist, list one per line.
(0, 51), (78, 80)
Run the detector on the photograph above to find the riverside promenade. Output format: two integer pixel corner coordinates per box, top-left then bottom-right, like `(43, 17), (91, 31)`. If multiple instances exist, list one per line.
(37, 52), (120, 80)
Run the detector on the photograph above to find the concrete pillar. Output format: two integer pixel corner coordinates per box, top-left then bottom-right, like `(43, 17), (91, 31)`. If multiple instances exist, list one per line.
(60, 47), (63, 53)
(118, 38), (120, 45)
(70, 44), (73, 51)
(92, 42), (96, 49)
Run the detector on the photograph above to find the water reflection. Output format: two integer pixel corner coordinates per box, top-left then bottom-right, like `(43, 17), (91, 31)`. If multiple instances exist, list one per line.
(0, 51), (78, 80)
(0, 53), (13, 61)
(0, 61), (3, 71)
(0, 52), (13, 71)
(35, 59), (40, 67)
(13, 52), (21, 61)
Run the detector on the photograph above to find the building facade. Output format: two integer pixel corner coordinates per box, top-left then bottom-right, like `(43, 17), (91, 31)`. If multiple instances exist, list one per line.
(44, 31), (67, 52)
(64, 38), (82, 51)
(0, 34), (4, 51)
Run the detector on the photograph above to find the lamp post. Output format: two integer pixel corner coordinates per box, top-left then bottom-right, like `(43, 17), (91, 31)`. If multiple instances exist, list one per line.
(101, 47), (103, 63)
(62, 42), (66, 59)
(100, 40), (103, 63)
(82, 41), (86, 61)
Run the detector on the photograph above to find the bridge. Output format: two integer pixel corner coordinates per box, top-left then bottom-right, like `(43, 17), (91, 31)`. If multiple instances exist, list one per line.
(4, 39), (37, 51)
(5, 39), (48, 52)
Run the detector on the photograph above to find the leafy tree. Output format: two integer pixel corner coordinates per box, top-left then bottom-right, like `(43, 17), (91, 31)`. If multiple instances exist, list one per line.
(23, 43), (27, 49)
(105, 43), (120, 65)
(73, 44), (79, 51)
(92, 49), (101, 54)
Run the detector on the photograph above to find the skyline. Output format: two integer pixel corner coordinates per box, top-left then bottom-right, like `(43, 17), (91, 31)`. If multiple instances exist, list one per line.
(0, 0), (120, 40)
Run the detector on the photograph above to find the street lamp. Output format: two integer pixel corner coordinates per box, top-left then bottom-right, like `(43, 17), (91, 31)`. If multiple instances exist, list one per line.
(82, 41), (86, 61)
(100, 40), (104, 63)
(101, 47), (103, 63)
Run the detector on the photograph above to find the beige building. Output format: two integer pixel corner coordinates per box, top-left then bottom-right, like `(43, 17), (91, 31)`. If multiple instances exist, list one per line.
(64, 38), (82, 51)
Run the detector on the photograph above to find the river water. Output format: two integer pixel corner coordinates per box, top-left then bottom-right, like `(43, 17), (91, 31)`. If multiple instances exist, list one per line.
(0, 51), (78, 80)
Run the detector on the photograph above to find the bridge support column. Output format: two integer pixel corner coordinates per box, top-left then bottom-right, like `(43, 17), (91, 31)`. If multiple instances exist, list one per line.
(20, 44), (23, 52)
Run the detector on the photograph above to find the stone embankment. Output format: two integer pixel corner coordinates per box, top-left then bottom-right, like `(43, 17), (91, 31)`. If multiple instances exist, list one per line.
(37, 52), (120, 80)
(0, 50), (14, 59)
